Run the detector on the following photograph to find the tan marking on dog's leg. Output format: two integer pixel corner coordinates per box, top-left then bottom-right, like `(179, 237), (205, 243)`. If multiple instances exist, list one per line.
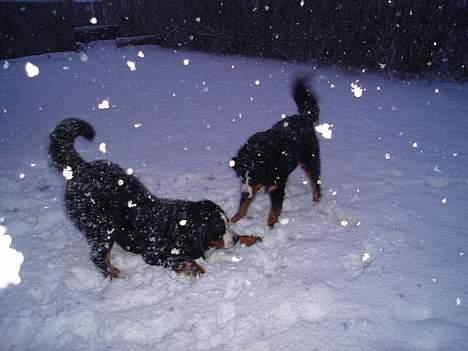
(209, 239), (225, 249)
(267, 208), (281, 227)
(238, 235), (262, 247)
(231, 185), (261, 223)
(176, 261), (205, 276)
(105, 250), (120, 279)
(311, 181), (321, 202)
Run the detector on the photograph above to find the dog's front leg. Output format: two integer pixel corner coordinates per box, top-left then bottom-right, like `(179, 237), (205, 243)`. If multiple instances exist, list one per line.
(143, 246), (205, 277)
(174, 261), (205, 276)
(231, 191), (256, 223)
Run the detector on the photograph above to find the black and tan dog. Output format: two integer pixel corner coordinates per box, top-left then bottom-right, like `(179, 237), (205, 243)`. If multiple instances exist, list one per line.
(49, 119), (259, 278)
(230, 77), (321, 227)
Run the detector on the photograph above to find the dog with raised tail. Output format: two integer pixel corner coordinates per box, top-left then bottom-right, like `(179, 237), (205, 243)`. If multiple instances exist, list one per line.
(230, 77), (322, 227)
(49, 118), (260, 278)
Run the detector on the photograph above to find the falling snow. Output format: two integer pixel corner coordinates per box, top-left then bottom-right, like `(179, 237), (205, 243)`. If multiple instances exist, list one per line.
(126, 60), (137, 71)
(315, 123), (333, 139)
(362, 253), (370, 263)
(98, 99), (110, 109)
(99, 142), (107, 154)
(62, 166), (73, 180)
(79, 53), (89, 62)
(0, 225), (24, 289)
(350, 81), (364, 98)
(1, 42), (467, 351)
(25, 62), (39, 78)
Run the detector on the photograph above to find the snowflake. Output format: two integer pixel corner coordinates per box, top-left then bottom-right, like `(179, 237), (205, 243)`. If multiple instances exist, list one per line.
(183, 59), (190, 66)
(89, 17), (97, 24)
(98, 99), (110, 110)
(126, 61), (136, 71)
(362, 253), (370, 263)
(0, 225), (24, 288)
(351, 81), (364, 98)
(280, 217), (289, 225)
(62, 166), (73, 180)
(25, 62), (39, 78)
(315, 123), (333, 139)
(99, 142), (107, 154)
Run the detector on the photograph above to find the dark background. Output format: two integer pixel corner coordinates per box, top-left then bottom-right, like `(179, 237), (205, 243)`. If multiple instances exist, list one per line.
(1, 0), (467, 80)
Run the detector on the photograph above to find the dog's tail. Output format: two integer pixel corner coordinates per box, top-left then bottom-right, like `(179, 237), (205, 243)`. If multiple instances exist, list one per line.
(292, 77), (319, 123)
(49, 118), (95, 173)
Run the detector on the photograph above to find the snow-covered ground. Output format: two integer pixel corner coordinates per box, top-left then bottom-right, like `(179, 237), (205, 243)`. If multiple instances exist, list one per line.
(1, 41), (467, 350)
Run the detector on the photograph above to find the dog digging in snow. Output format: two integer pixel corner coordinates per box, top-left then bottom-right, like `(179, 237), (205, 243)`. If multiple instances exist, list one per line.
(49, 118), (261, 278)
(230, 77), (322, 227)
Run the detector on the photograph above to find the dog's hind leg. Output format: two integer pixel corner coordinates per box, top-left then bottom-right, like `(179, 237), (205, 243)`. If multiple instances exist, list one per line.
(267, 183), (286, 227)
(300, 155), (321, 202)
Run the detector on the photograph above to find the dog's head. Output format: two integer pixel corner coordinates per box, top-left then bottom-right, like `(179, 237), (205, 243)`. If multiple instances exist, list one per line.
(196, 200), (235, 251)
(229, 157), (266, 199)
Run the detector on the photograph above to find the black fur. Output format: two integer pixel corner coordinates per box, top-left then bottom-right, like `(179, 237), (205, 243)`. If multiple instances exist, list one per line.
(49, 118), (228, 277)
(231, 77), (321, 227)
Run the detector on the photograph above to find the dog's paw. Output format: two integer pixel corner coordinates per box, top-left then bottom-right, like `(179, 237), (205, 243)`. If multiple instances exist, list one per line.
(267, 213), (279, 227)
(176, 261), (206, 277)
(105, 265), (121, 280)
(238, 235), (262, 247)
